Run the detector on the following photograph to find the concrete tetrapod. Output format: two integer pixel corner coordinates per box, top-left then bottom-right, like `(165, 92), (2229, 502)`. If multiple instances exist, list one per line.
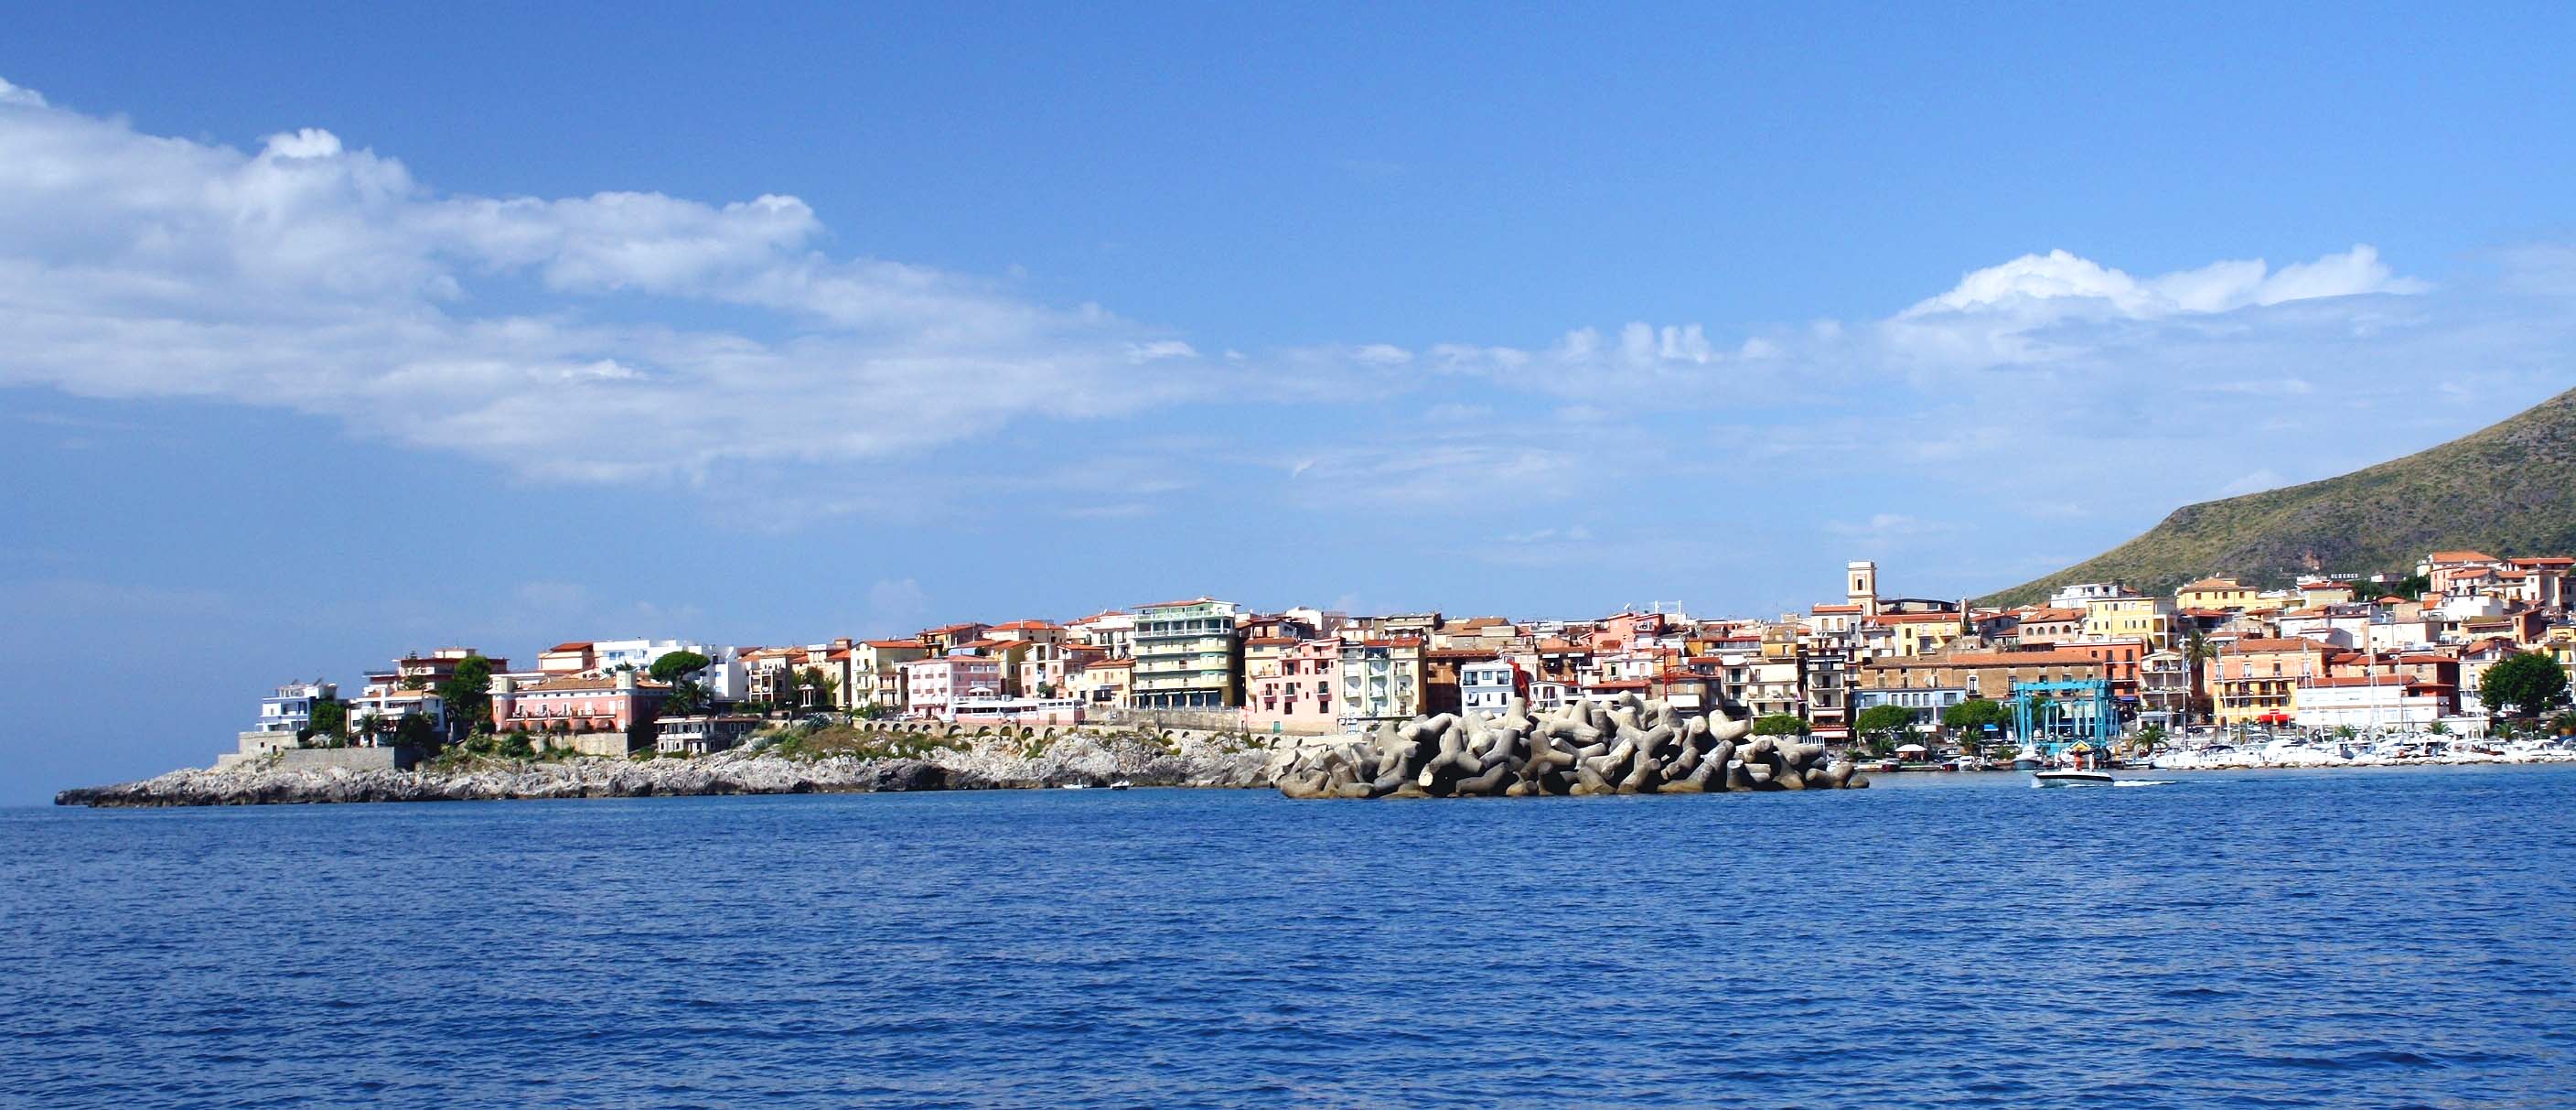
(1272, 697), (1868, 799)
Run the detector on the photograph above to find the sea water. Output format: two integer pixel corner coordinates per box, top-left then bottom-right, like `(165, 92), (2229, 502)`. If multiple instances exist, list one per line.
(5, 766), (2572, 1108)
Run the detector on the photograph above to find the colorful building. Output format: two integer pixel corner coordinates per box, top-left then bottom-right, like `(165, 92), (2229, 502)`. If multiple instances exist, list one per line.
(1131, 598), (1242, 710)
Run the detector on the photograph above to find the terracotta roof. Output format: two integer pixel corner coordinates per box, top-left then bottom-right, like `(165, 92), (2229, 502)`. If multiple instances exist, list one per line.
(545, 641), (593, 652)
(1871, 612), (1964, 625)
(863, 639), (926, 650)
(921, 622), (988, 635)
(1084, 658), (1134, 670)
(1809, 603), (1863, 614)
(515, 675), (670, 693)
(988, 620), (1060, 630)
(1868, 650), (2109, 668)
(2428, 551), (2499, 564)
(2180, 577), (2247, 591)
(2510, 556), (2575, 567)
(1242, 636), (1299, 646)
(2226, 638), (2339, 653)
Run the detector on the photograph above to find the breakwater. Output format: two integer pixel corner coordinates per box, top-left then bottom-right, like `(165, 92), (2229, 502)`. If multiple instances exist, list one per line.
(1272, 695), (1867, 798)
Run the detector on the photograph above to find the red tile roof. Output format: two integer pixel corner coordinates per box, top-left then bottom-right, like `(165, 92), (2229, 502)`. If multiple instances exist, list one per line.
(2227, 637), (2339, 653)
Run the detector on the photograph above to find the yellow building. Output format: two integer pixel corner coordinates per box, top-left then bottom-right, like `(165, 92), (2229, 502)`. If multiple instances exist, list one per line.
(1872, 612), (1971, 658)
(1131, 598), (1243, 709)
(2175, 577), (2260, 611)
(2082, 596), (2174, 650)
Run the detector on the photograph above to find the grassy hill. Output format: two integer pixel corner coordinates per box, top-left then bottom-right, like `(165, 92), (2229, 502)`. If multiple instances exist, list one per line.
(1980, 385), (2576, 607)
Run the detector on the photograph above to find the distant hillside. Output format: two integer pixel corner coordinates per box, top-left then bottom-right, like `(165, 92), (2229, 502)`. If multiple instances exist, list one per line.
(1980, 385), (2576, 607)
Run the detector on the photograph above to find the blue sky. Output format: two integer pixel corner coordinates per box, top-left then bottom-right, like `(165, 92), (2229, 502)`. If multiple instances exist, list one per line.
(6, 4), (2576, 800)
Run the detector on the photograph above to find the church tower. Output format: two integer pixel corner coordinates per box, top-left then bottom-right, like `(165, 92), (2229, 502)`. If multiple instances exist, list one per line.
(1846, 560), (1880, 618)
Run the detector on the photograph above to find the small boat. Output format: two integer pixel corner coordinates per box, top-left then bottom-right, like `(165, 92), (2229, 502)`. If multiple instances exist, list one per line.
(2011, 744), (2045, 771)
(2032, 769), (2116, 788)
(1109, 781), (1132, 791)
(1060, 782), (1089, 790)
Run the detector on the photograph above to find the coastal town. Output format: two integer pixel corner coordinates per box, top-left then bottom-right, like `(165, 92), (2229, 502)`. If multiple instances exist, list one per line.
(225, 549), (2576, 774)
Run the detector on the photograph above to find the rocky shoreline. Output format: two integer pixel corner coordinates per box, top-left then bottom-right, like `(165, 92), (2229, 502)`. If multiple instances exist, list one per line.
(55, 731), (1279, 808)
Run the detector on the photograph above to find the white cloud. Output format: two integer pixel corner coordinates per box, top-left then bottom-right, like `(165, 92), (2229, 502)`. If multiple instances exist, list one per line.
(0, 77), (1220, 490)
(1904, 244), (2420, 319)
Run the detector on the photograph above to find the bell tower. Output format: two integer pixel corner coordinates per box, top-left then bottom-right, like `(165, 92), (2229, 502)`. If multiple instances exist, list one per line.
(1847, 560), (1880, 617)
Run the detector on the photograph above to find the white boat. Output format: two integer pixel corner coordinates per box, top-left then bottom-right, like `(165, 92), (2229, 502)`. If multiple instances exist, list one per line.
(1060, 782), (1089, 790)
(1109, 781), (1132, 791)
(2011, 744), (2045, 771)
(2031, 769), (2116, 788)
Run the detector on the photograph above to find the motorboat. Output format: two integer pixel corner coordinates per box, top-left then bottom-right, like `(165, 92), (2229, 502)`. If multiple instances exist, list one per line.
(2011, 744), (2045, 771)
(1109, 781), (1132, 791)
(2032, 769), (2116, 788)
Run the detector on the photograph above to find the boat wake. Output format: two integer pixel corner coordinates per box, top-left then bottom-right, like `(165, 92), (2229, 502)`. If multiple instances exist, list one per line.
(2112, 779), (2176, 787)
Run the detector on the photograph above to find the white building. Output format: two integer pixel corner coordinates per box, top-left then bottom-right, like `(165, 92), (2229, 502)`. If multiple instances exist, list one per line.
(2048, 581), (2139, 609)
(2293, 678), (2444, 730)
(256, 681), (337, 734)
(1066, 611), (1137, 659)
(589, 639), (748, 702)
(1460, 659), (1520, 717)
(344, 687), (445, 738)
(1336, 638), (1422, 727)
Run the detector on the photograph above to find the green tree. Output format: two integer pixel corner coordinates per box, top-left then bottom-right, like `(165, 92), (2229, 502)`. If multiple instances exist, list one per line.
(1853, 705), (1916, 756)
(303, 697), (349, 744)
(392, 712), (437, 749)
(2479, 652), (2570, 720)
(1939, 697), (2009, 741)
(433, 654), (497, 747)
(648, 650), (713, 684)
(2427, 719), (2451, 736)
(1751, 714), (1808, 737)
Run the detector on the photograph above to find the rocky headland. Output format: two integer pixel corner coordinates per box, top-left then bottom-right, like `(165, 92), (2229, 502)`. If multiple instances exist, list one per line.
(56, 727), (1277, 807)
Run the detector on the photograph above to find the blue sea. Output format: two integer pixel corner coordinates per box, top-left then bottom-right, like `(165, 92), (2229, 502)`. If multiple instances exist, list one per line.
(5, 766), (2573, 1108)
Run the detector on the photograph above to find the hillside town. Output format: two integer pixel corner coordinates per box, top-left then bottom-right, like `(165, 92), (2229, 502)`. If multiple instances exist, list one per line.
(231, 551), (2576, 768)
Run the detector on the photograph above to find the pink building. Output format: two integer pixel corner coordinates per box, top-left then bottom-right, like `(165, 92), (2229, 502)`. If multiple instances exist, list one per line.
(490, 671), (671, 738)
(903, 656), (1004, 719)
(1242, 636), (1342, 735)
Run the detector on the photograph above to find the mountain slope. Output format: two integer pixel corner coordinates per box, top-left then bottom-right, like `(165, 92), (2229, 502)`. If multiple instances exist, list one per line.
(1980, 385), (2576, 607)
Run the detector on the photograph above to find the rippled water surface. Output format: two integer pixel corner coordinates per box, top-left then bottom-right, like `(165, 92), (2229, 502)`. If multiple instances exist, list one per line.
(6, 766), (2575, 1108)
